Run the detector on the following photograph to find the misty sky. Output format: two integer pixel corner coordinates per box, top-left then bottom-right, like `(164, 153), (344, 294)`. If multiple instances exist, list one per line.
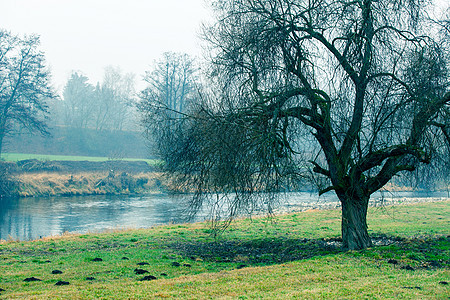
(1, 0), (448, 94)
(0, 0), (211, 92)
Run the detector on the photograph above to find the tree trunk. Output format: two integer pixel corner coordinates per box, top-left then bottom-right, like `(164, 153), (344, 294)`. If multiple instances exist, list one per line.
(340, 194), (372, 250)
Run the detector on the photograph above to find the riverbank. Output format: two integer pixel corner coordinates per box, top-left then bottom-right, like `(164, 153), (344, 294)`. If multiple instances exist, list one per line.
(12, 172), (450, 200)
(274, 192), (450, 215)
(16, 172), (164, 197)
(3, 159), (449, 198)
(1, 159), (169, 197)
(0, 200), (448, 299)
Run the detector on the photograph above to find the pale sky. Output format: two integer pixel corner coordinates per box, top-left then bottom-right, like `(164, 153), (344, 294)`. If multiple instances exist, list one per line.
(0, 0), (211, 92)
(1, 0), (448, 94)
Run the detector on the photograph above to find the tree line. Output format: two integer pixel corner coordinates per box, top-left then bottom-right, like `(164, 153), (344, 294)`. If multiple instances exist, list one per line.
(54, 67), (136, 132)
(0, 29), (197, 159)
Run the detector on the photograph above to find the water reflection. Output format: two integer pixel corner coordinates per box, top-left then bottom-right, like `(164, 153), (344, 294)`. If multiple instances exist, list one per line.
(0, 191), (447, 241)
(0, 194), (194, 241)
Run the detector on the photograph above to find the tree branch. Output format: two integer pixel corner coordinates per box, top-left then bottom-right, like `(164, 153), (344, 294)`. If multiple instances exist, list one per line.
(355, 144), (429, 173)
(310, 160), (331, 177)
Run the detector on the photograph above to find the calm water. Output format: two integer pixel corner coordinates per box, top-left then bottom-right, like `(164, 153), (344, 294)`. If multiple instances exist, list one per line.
(0, 191), (447, 241)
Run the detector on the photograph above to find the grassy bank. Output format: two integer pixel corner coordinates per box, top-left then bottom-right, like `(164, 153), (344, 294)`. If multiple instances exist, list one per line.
(0, 201), (449, 299)
(1, 153), (165, 197)
(16, 172), (164, 197)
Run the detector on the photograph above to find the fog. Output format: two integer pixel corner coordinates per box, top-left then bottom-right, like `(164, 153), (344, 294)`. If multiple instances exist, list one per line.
(0, 0), (213, 158)
(0, 0), (211, 92)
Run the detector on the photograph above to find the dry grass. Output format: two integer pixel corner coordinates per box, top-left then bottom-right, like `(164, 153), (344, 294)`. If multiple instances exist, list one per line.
(15, 172), (164, 197)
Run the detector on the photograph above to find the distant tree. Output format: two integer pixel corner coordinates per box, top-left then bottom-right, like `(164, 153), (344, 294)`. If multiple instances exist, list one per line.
(92, 83), (111, 131)
(155, 0), (449, 250)
(142, 53), (197, 114)
(138, 52), (198, 156)
(61, 67), (136, 132)
(62, 72), (95, 129)
(95, 66), (136, 131)
(0, 29), (56, 156)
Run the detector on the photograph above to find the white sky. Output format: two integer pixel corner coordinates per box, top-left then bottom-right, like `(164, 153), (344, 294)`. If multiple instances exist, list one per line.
(0, 0), (448, 94)
(0, 0), (211, 93)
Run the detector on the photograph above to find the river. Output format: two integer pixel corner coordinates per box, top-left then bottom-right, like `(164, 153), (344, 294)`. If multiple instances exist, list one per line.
(0, 191), (448, 241)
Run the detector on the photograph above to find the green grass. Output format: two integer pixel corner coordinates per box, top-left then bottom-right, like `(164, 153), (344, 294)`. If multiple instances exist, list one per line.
(0, 152), (159, 165)
(0, 201), (449, 299)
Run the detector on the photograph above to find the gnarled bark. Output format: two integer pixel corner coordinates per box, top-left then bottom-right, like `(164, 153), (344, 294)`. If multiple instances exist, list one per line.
(339, 193), (372, 250)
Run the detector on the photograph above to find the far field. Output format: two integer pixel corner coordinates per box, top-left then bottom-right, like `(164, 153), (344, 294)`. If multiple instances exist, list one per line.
(0, 201), (448, 299)
(0, 152), (157, 165)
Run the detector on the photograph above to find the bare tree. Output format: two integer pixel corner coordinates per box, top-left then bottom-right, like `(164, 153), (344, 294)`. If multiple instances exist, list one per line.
(138, 52), (198, 156)
(62, 72), (95, 129)
(157, 0), (449, 250)
(97, 66), (136, 131)
(61, 67), (136, 132)
(0, 29), (56, 156)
